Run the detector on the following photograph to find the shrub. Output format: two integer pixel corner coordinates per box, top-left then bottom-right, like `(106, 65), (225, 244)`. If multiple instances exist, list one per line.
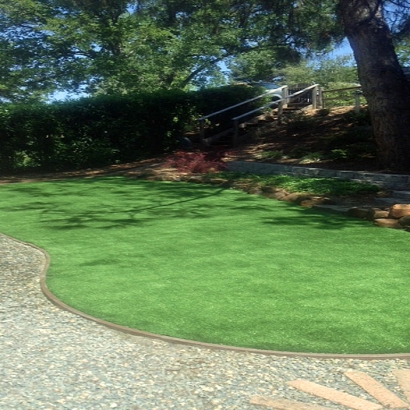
(0, 86), (264, 172)
(164, 150), (227, 173)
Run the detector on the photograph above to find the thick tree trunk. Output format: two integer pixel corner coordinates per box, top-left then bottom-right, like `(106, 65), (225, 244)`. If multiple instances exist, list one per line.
(338, 0), (410, 172)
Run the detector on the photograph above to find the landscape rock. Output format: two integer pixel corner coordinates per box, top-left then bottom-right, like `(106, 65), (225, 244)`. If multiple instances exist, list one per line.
(263, 190), (288, 200)
(373, 218), (403, 229)
(366, 208), (389, 220)
(244, 185), (262, 195)
(281, 193), (303, 202)
(299, 196), (335, 207)
(398, 215), (410, 227)
(347, 207), (369, 219)
(389, 204), (410, 218)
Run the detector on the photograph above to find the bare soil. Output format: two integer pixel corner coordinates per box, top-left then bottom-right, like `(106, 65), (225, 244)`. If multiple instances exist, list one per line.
(223, 106), (384, 173)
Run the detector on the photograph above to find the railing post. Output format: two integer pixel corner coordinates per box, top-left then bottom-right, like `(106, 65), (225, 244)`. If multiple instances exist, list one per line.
(277, 101), (284, 124)
(318, 87), (324, 109)
(282, 86), (289, 108)
(312, 85), (318, 109)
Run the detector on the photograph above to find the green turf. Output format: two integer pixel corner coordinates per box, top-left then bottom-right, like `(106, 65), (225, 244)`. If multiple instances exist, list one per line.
(0, 176), (409, 354)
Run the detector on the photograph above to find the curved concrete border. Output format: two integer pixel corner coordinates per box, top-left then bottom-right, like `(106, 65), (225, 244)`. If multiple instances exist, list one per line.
(4, 235), (410, 361)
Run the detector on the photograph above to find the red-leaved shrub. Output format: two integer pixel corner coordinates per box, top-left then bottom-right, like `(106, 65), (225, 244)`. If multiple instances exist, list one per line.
(164, 150), (226, 173)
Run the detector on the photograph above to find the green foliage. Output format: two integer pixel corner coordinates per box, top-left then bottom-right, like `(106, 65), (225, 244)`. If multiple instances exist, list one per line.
(0, 0), (348, 101)
(279, 55), (360, 107)
(328, 148), (349, 160)
(259, 150), (284, 160)
(0, 85), (261, 172)
(216, 172), (379, 196)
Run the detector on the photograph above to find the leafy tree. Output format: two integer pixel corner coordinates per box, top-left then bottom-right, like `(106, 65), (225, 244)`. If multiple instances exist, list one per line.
(0, 0), (345, 100)
(249, 0), (410, 171)
(338, 0), (410, 171)
(279, 55), (358, 88)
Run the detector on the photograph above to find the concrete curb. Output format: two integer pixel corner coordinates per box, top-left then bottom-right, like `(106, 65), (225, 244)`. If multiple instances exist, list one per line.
(226, 161), (410, 190)
(38, 265), (410, 360)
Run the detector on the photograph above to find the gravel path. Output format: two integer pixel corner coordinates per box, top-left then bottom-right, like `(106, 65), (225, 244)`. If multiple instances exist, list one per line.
(1, 233), (410, 410)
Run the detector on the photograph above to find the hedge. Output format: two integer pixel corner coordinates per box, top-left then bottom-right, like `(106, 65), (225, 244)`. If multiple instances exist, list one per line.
(0, 85), (262, 172)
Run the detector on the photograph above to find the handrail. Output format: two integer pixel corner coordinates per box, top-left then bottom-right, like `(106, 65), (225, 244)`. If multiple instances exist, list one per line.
(197, 87), (285, 121)
(232, 84), (319, 122)
(321, 85), (361, 94)
(198, 84), (318, 147)
(231, 84), (319, 146)
(320, 85), (363, 110)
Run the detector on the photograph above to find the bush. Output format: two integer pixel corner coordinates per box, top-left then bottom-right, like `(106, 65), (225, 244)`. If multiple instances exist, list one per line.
(193, 85), (269, 138)
(164, 150), (227, 173)
(0, 86), (260, 172)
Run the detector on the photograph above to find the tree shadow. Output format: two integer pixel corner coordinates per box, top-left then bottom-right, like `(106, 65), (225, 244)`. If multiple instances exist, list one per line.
(0, 176), (371, 233)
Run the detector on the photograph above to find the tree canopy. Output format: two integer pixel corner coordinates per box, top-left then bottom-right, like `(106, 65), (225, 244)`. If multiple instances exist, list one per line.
(0, 0), (347, 101)
(2, 0), (410, 170)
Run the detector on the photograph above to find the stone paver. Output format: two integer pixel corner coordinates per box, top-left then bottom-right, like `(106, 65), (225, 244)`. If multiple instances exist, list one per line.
(249, 396), (334, 409)
(394, 370), (410, 403)
(344, 371), (409, 408)
(287, 380), (383, 410)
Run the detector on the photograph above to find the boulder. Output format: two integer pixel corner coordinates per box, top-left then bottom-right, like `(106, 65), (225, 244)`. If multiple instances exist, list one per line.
(347, 207), (369, 219)
(299, 196), (336, 208)
(263, 190), (288, 200)
(398, 215), (410, 228)
(374, 218), (403, 229)
(389, 204), (410, 218)
(366, 208), (389, 220)
(281, 193), (302, 203)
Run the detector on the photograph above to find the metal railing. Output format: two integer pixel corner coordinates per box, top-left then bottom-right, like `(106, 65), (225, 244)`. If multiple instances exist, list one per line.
(231, 84), (319, 145)
(197, 87), (287, 144)
(197, 84), (319, 146)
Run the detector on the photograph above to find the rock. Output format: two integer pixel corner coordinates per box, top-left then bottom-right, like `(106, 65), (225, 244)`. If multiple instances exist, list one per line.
(366, 208), (389, 220)
(347, 207), (369, 218)
(374, 218), (403, 229)
(299, 196), (335, 208)
(389, 204), (410, 218)
(281, 193), (302, 202)
(398, 215), (410, 227)
(263, 191), (288, 200)
(261, 186), (281, 194)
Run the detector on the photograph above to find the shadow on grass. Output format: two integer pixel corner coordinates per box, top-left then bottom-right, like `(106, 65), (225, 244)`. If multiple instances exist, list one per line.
(0, 176), (369, 233)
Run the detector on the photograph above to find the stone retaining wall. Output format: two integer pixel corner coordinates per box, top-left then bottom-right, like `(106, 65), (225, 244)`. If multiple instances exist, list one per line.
(226, 161), (410, 191)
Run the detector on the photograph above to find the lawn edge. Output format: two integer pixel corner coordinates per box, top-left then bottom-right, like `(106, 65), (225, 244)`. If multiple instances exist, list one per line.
(5, 233), (406, 360)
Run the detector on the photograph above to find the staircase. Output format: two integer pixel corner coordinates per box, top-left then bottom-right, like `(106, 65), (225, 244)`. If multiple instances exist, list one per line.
(195, 84), (319, 148)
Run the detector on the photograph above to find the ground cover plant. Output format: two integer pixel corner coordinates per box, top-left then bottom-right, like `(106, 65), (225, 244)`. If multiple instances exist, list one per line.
(0, 177), (409, 354)
(211, 172), (379, 196)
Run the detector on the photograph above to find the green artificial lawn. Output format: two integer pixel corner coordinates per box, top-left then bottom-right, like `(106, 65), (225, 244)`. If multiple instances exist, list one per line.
(0, 176), (409, 354)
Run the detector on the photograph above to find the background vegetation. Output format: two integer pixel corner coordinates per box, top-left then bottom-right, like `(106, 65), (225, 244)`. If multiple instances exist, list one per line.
(0, 85), (265, 172)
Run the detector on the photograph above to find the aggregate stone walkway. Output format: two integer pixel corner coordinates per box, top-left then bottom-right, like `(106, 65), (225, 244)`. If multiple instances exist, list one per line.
(1, 233), (410, 410)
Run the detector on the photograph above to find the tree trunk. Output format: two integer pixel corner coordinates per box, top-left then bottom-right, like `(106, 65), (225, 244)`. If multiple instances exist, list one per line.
(338, 0), (410, 172)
